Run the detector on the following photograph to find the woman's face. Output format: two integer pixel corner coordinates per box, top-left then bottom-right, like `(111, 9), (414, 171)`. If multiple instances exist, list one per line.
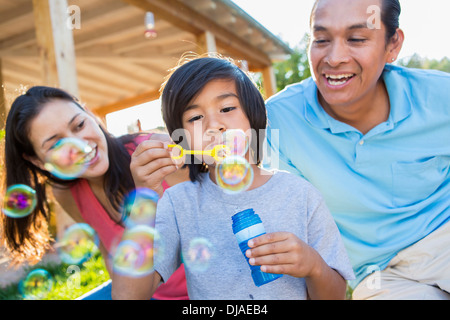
(308, 0), (397, 110)
(27, 99), (109, 179)
(181, 79), (252, 165)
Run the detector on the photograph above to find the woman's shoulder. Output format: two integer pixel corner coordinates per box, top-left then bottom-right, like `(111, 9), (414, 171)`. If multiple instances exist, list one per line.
(51, 183), (75, 199)
(51, 184), (85, 223)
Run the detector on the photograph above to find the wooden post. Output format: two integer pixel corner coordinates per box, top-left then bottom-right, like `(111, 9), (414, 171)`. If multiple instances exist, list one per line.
(0, 58), (6, 130)
(196, 30), (217, 56)
(261, 65), (277, 98)
(32, 0), (79, 97)
(32, 0), (78, 238)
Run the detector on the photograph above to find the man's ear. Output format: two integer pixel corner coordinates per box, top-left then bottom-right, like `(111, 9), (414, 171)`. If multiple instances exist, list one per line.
(22, 154), (46, 171)
(386, 28), (405, 63)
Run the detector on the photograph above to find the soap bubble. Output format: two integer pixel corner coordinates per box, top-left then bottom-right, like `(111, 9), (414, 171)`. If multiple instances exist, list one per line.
(182, 237), (215, 273)
(19, 269), (53, 300)
(215, 155), (254, 194)
(2, 184), (37, 218)
(112, 225), (164, 277)
(122, 188), (159, 228)
(222, 129), (249, 157)
(58, 223), (99, 265)
(44, 137), (94, 180)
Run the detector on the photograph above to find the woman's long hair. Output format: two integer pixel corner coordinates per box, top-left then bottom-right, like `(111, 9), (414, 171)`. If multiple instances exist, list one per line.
(1, 86), (136, 265)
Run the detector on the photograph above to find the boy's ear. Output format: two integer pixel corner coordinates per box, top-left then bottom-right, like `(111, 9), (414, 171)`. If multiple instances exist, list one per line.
(22, 154), (46, 171)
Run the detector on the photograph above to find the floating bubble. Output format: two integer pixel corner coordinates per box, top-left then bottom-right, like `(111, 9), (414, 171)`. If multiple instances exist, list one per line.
(59, 223), (99, 265)
(112, 225), (164, 277)
(122, 188), (159, 228)
(2, 184), (37, 218)
(19, 269), (53, 300)
(215, 155), (254, 194)
(44, 137), (93, 180)
(182, 237), (214, 273)
(222, 129), (249, 157)
(113, 240), (145, 275)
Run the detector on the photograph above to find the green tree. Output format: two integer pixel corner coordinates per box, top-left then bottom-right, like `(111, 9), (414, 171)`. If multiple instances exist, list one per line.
(273, 34), (311, 92)
(398, 54), (450, 73)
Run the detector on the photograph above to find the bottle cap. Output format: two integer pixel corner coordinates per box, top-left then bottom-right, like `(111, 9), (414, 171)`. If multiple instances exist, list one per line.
(232, 209), (262, 234)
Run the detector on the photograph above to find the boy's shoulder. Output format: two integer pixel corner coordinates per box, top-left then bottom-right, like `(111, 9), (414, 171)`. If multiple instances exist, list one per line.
(270, 170), (323, 198)
(162, 178), (201, 200)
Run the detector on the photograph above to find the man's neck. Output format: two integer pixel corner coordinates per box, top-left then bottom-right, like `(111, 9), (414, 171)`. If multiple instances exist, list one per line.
(319, 79), (390, 135)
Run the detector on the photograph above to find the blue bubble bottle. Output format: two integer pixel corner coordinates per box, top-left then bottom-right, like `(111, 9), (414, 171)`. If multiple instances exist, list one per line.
(231, 209), (283, 287)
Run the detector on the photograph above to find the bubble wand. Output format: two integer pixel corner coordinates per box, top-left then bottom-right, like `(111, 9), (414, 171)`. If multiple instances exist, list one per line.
(168, 144), (231, 162)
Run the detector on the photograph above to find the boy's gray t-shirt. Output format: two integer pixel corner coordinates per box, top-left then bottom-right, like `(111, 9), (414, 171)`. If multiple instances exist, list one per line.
(154, 170), (354, 300)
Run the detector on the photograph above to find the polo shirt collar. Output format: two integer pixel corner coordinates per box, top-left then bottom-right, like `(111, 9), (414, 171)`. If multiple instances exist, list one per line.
(383, 64), (413, 125)
(304, 65), (413, 134)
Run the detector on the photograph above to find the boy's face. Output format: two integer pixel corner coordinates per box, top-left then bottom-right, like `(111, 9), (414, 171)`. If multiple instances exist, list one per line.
(181, 79), (252, 165)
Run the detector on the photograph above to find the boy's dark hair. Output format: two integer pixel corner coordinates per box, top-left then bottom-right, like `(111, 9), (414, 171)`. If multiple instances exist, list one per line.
(161, 55), (267, 183)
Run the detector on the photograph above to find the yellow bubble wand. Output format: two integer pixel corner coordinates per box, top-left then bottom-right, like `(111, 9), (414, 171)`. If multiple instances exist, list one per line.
(168, 144), (231, 162)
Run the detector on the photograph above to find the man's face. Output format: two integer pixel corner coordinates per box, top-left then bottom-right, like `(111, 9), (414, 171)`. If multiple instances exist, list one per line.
(308, 0), (392, 110)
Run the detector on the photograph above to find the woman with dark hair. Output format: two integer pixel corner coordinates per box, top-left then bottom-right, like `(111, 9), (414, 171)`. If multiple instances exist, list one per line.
(1, 86), (189, 300)
(265, 0), (450, 299)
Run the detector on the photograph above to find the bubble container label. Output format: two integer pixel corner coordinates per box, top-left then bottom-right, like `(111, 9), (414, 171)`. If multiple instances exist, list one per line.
(231, 209), (282, 287)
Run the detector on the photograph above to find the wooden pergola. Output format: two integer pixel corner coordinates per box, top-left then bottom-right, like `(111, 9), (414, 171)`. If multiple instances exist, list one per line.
(0, 0), (293, 128)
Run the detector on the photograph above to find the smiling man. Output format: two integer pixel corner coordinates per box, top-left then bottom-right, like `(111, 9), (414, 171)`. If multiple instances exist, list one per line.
(265, 0), (450, 299)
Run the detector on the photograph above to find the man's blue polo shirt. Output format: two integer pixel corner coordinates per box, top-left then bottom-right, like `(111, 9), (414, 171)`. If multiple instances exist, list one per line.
(265, 64), (450, 288)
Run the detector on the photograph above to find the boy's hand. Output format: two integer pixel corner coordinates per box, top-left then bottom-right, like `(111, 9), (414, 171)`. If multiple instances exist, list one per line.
(245, 232), (322, 279)
(130, 133), (182, 197)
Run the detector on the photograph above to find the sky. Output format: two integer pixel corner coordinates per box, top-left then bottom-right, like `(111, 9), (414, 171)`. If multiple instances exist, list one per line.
(106, 0), (450, 136)
(231, 0), (450, 60)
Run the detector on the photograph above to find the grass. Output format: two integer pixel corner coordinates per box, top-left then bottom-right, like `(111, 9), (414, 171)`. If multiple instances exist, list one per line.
(0, 251), (110, 300)
(0, 246), (354, 300)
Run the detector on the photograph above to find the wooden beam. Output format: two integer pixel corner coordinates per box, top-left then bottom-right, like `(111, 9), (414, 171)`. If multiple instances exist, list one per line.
(32, 0), (79, 235)
(0, 31), (35, 54)
(196, 30), (217, 55)
(110, 25), (189, 54)
(95, 60), (164, 87)
(121, 0), (272, 68)
(0, 59), (6, 130)
(261, 65), (277, 99)
(32, 0), (79, 97)
(0, 4), (33, 30)
(76, 62), (147, 91)
(94, 89), (161, 118)
(74, 17), (143, 50)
